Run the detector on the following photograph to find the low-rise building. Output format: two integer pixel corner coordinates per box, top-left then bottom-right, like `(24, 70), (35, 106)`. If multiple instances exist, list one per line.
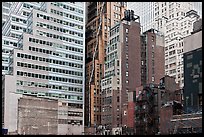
(17, 96), (58, 135)
(170, 113), (202, 134)
(135, 76), (182, 135)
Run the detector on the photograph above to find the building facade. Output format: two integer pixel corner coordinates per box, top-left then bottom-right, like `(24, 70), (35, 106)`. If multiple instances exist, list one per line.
(2, 2), (13, 27)
(2, 2), (85, 135)
(2, 2), (43, 76)
(164, 10), (200, 88)
(126, 28), (165, 132)
(85, 2), (127, 129)
(127, 2), (154, 33)
(141, 29), (165, 85)
(183, 19), (202, 113)
(128, 2), (201, 88)
(17, 96), (58, 135)
(101, 17), (141, 134)
(135, 76), (182, 135)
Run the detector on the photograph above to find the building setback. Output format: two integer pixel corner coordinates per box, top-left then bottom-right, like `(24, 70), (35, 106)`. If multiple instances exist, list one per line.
(165, 9), (200, 88)
(85, 2), (127, 130)
(2, 2), (42, 76)
(2, 2), (13, 27)
(2, 2), (85, 135)
(183, 19), (202, 113)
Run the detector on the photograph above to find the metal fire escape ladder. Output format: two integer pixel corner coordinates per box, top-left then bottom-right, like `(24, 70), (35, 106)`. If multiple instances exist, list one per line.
(88, 2), (105, 127)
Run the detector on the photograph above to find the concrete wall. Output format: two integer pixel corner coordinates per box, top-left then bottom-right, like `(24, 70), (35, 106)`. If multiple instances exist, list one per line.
(193, 19), (202, 33)
(17, 96), (58, 135)
(184, 30), (202, 53)
(58, 102), (84, 135)
(3, 75), (22, 134)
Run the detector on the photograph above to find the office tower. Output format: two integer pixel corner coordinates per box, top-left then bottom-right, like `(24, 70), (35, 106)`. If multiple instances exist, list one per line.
(2, 2), (42, 129)
(2, 2), (43, 76)
(154, 2), (193, 33)
(2, 2), (85, 134)
(183, 19), (202, 113)
(85, 2), (127, 130)
(128, 2), (199, 33)
(101, 15), (141, 135)
(127, 2), (155, 33)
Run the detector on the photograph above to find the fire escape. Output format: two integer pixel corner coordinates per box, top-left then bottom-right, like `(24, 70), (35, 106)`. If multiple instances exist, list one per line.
(135, 85), (159, 135)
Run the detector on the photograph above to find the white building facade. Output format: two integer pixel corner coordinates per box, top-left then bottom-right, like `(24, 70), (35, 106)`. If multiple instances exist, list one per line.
(2, 2), (43, 75)
(2, 2), (13, 27)
(164, 10), (200, 88)
(2, 2), (85, 135)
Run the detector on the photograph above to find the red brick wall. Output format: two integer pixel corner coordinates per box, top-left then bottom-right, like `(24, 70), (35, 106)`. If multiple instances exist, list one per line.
(160, 106), (173, 135)
(127, 102), (135, 128)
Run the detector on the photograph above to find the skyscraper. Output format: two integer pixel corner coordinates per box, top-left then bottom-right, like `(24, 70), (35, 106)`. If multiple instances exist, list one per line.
(2, 2), (42, 76)
(128, 2), (155, 33)
(2, 2), (85, 134)
(85, 2), (127, 131)
(101, 15), (141, 135)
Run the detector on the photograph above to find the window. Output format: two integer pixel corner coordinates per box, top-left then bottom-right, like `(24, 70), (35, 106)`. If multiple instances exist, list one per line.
(152, 76), (155, 82)
(126, 71), (129, 77)
(152, 36), (154, 41)
(125, 37), (128, 42)
(117, 78), (120, 84)
(117, 96), (119, 102)
(126, 28), (128, 33)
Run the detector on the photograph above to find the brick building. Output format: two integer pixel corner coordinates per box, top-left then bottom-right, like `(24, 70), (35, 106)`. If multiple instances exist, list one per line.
(85, 2), (127, 131)
(100, 13), (141, 135)
(135, 76), (182, 135)
(127, 28), (165, 133)
(141, 29), (165, 85)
